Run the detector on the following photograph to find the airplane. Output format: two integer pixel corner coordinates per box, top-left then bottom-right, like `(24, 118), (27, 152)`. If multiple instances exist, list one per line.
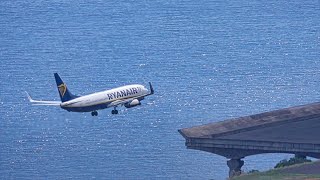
(26, 73), (154, 116)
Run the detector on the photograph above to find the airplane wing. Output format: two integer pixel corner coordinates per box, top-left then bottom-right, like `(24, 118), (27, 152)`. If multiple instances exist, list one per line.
(108, 95), (145, 107)
(109, 98), (136, 107)
(25, 91), (61, 106)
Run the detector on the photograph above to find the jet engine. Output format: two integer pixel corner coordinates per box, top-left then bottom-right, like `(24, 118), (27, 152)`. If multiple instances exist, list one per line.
(124, 99), (141, 108)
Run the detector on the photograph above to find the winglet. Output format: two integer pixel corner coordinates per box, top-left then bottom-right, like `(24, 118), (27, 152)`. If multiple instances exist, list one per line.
(149, 82), (154, 95)
(25, 91), (35, 103)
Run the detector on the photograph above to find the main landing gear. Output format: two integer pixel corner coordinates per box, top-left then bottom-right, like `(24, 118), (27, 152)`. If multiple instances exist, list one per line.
(91, 111), (98, 116)
(91, 108), (118, 116)
(111, 107), (118, 115)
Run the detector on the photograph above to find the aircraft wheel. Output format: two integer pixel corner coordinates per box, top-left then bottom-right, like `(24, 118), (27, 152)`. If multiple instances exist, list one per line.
(111, 110), (118, 115)
(91, 111), (98, 116)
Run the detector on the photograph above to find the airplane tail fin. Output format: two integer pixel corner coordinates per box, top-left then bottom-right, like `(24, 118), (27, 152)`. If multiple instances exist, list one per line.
(54, 73), (78, 102)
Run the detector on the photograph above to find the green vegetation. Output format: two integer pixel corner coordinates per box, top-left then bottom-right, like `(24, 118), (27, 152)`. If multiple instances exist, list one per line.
(247, 169), (259, 174)
(232, 161), (320, 180)
(232, 157), (319, 180)
(274, 156), (311, 169)
(232, 171), (320, 180)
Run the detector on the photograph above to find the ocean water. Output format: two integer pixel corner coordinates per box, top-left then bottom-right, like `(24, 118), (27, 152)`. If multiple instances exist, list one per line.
(0, 0), (319, 179)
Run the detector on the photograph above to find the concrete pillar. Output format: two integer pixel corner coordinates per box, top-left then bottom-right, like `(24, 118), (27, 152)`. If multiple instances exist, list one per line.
(227, 159), (244, 178)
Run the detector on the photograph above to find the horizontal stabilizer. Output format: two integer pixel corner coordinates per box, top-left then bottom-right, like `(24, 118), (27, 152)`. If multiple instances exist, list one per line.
(25, 91), (61, 106)
(31, 103), (61, 106)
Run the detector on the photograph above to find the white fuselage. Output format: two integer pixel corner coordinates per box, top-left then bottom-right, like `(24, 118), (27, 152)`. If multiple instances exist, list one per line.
(61, 84), (148, 108)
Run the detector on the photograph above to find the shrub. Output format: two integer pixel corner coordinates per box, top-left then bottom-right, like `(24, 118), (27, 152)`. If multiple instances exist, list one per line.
(274, 156), (311, 169)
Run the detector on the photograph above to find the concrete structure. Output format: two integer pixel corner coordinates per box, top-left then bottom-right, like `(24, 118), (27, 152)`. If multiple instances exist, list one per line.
(179, 102), (320, 178)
